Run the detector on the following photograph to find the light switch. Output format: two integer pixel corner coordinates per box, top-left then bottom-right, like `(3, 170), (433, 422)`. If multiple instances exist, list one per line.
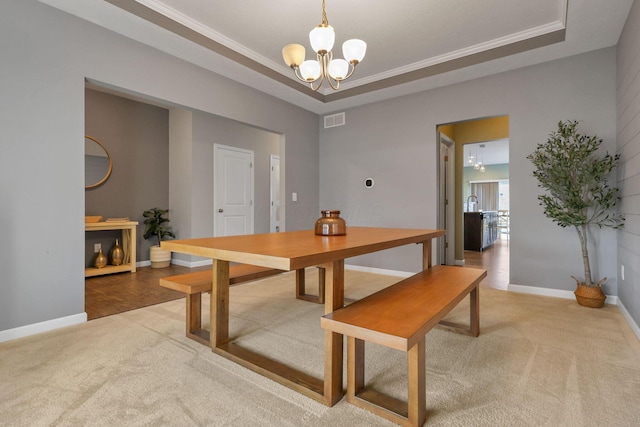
(292, 192), (298, 202)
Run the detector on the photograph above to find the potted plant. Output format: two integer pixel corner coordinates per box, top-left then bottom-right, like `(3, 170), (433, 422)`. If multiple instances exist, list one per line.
(527, 120), (624, 307)
(143, 207), (176, 268)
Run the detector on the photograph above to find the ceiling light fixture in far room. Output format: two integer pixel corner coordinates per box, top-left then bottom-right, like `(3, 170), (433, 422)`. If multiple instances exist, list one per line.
(282, 0), (366, 92)
(475, 144), (486, 172)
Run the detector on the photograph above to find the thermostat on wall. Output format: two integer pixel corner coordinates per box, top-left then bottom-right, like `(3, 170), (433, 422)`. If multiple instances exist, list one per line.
(364, 178), (374, 188)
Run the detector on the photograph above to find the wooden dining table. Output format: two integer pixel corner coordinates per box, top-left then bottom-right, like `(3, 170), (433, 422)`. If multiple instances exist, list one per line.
(162, 226), (445, 406)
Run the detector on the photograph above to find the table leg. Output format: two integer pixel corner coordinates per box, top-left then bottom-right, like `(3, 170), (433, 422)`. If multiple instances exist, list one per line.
(211, 259), (230, 348)
(422, 238), (432, 270)
(321, 259), (345, 406)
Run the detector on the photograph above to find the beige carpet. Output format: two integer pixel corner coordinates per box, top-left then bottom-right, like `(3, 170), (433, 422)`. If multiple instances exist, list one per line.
(1, 269), (639, 426)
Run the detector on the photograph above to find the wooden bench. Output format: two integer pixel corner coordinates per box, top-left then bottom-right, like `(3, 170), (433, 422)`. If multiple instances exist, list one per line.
(160, 265), (325, 345)
(321, 265), (486, 427)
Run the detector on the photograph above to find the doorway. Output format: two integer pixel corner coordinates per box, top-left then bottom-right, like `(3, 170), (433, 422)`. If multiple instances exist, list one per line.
(437, 116), (510, 289)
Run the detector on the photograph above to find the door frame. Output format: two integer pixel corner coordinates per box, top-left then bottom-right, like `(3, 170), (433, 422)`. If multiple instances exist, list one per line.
(437, 132), (456, 265)
(270, 154), (281, 232)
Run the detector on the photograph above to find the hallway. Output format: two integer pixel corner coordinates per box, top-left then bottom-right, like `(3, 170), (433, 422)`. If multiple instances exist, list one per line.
(464, 237), (509, 290)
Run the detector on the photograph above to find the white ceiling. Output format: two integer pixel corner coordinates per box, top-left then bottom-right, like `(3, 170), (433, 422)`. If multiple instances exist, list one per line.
(464, 140), (510, 166)
(41, 0), (633, 115)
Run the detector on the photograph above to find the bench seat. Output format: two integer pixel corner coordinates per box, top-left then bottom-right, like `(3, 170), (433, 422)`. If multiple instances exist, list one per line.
(161, 265), (325, 345)
(321, 265), (486, 427)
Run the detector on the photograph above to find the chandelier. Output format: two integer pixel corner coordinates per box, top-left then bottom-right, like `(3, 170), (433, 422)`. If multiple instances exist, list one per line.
(282, 0), (367, 91)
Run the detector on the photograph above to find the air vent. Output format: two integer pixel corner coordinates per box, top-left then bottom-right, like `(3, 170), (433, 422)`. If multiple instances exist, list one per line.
(324, 112), (345, 129)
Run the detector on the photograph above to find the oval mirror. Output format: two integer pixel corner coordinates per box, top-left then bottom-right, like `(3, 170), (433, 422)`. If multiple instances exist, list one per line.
(85, 135), (112, 189)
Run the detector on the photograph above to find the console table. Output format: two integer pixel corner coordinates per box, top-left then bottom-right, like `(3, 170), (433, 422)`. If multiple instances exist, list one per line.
(85, 221), (138, 277)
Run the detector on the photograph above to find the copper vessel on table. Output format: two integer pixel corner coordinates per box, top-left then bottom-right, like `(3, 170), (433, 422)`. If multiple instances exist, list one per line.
(315, 210), (347, 236)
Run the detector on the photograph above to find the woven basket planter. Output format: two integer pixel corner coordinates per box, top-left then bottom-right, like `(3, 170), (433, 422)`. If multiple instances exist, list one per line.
(574, 283), (605, 308)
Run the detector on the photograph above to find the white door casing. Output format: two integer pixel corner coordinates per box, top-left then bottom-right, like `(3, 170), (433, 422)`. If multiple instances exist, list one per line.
(270, 155), (281, 232)
(213, 144), (254, 237)
(438, 132), (456, 265)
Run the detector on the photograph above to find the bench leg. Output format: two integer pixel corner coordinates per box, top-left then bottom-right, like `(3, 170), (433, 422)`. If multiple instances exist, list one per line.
(407, 339), (426, 427)
(470, 285), (480, 337)
(185, 292), (210, 346)
(347, 336), (365, 399)
(437, 284), (480, 337)
(347, 335), (427, 427)
(296, 267), (325, 304)
(186, 293), (201, 333)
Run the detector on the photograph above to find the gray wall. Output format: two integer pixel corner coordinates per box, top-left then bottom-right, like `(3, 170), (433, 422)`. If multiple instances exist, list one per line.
(617, 0), (640, 325)
(169, 110), (281, 265)
(320, 48), (620, 295)
(84, 89), (169, 266)
(192, 111), (281, 236)
(0, 0), (318, 334)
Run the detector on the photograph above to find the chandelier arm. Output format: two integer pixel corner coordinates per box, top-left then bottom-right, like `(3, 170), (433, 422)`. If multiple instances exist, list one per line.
(308, 79), (323, 91)
(342, 63), (358, 80)
(327, 77), (340, 90)
(292, 67), (321, 85)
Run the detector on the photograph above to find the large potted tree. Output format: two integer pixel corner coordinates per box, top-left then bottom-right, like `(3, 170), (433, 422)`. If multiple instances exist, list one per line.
(143, 207), (176, 268)
(527, 120), (624, 307)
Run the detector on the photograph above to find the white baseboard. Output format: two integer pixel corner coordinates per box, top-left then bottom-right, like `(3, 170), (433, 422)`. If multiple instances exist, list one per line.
(138, 259), (212, 268)
(455, 259), (465, 266)
(170, 258), (191, 267)
(0, 312), (87, 344)
(507, 283), (618, 305)
(344, 264), (413, 278)
(181, 259), (212, 268)
(616, 299), (640, 341)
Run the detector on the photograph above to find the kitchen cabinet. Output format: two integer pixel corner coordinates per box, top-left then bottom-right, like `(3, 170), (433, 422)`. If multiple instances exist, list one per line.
(464, 211), (498, 251)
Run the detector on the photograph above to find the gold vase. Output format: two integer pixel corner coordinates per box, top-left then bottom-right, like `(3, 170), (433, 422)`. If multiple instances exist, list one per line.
(110, 239), (124, 266)
(94, 248), (107, 268)
(315, 210), (347, 236)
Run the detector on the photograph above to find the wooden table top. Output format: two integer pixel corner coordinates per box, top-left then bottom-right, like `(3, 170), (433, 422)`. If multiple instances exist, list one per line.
(162, 227), (445, 271)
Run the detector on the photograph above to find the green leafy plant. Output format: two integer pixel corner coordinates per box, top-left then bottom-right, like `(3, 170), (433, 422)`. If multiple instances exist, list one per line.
(143, 208), (175, 247)
(527, 120), (624, 287)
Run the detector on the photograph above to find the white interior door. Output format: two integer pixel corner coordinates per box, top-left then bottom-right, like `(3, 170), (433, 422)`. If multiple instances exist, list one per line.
(213, 144), (254, 237)
(270, 155), (281, 232)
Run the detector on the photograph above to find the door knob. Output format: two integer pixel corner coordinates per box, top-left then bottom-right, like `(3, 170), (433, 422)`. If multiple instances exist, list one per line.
(218, 209), (224, 213)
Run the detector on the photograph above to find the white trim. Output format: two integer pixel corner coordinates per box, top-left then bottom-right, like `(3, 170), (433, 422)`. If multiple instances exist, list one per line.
(344, 264), (413, 278)
(0, 313), (87, 344)
(170, 258), (212, 268)
(508, 284), (618, 305)
(137, 260), (151, 268)
(324, 20), (567, 94)
(455, 259), (466, 266)
(617, 299), (640, 342)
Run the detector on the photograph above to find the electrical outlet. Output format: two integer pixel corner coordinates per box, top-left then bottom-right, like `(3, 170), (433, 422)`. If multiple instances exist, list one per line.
(94, 243), (101, 253)
(621, 264), (625, 281)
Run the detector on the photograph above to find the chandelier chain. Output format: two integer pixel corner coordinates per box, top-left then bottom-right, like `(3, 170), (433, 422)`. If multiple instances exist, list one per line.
(321, 0), (328, 26)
